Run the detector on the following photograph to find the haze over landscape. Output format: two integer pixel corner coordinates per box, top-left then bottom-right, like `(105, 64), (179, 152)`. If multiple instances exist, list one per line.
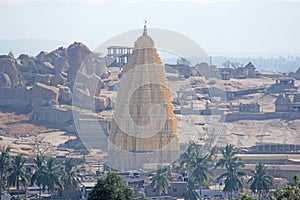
(1, 0), (300, 58)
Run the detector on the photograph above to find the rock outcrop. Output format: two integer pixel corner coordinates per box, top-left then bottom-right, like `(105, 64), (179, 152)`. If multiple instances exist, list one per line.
(0, 55), (19, 87)
(58, 85), (72, 104)
(67, 42), (91, 81)
(95, 96), (111, 111)
(31, 106), (73, 125)
(31, 82), (59, 108)
(0, 73), (11, 88)
(35, 74), (54, 85)
(0, 87), (31, 108)
(0, 42), (112, 128)
(40, 62), (56, 74)
(50, 73), (67, 86)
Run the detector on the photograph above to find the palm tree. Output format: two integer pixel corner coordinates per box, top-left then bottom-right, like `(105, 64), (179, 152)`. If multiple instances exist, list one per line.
(180, 142), (198, 171)
(190, 152), (212, 197)
(248, 162), (273, 200)
(215, 144), (238, 169)
(180, 141), (216, 199)
(216, 144), (245, 200)
(184, 177), (200, 200)
(0, 147), (11, 193)
(151, 166), (170, 199)
(62, 158), (81, 198)
(7, 154), (29, 199)
(43, 157), (63, 200)
(31, 154), (46, 199)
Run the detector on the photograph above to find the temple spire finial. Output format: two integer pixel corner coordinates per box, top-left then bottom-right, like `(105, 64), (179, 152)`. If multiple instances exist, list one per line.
(143, 20), (147, 35)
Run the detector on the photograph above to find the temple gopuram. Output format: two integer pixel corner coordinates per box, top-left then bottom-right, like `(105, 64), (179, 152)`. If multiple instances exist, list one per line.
(109, 23), (179, 154)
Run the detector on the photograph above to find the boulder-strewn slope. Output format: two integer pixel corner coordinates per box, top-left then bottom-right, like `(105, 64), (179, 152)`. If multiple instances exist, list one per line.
(0, 42), (111, 127)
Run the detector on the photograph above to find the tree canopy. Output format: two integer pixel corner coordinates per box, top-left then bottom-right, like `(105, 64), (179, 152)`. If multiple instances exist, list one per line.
(88, 172), (134, 200)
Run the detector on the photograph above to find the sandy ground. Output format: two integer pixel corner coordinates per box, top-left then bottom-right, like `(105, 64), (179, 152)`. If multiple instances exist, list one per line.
(0, 112), (76, 156)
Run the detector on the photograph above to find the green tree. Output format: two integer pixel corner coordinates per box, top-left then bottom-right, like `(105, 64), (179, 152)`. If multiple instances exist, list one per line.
(241, 195), (254, 200)
(215, 144), (238, 169)
(43, 157), (63, 200)
(0, 147), (11, 193)
(190, 152), (212, 197)
(62, 158), (81, 198)
(216, 144), (245, 200)
(88, 172), (134, 200)
(31, 154), (47, 199)
(184, 177), (200, 200)
(151, 166), (171, 199)
(275, 174), (300, 200)
(180, 140), (216, 199)
(248, 162), (273, 200)
(7, 154), (29, 199)
(180, 142), (198, 171)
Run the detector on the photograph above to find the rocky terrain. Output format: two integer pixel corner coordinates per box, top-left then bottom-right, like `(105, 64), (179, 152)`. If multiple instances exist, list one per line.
(0, 42), (111, 156)
(0, 42), (300, 156)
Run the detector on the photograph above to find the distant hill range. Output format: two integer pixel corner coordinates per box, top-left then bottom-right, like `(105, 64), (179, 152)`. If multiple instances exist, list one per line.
(0, 38), (68, 57)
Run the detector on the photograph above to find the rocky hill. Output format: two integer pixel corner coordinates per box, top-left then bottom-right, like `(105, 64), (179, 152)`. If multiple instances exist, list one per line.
(0, 42), (112, 156)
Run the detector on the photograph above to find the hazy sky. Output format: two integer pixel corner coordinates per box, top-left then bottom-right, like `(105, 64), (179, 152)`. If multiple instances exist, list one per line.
(0, 0), (300, 56)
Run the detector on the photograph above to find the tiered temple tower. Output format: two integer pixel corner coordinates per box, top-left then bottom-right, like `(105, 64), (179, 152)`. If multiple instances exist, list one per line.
(109, 24), (179, 153)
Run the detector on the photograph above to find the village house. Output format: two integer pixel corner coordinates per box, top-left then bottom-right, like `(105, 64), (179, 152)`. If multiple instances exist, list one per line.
(269, 77), (297, 93)
(218, 62), (259, 80)
(275, 93), (300, 113)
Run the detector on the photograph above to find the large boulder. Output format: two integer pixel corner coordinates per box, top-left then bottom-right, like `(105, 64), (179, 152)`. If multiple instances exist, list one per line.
(50, 73), (67, 86)
(40, 62), (56, 74)
(73, 83), (90, 103)
(95, 96), (111, 111)
(53, 47), (68, 57)
(67, 42), (91, 81)
(0, 87), (32, 108)
(35, 74), (54, 85)
(31, 106), (73, 125)
(59, 85), (72, 104)
(53, 56), (70, 73)
(75, 71), (102, 97)
(32, 82), (59, 108)
(0, 73), (11, 88)
(0, 55), (19, 87)
(44, 52), (59, 64)
(36, 51), (48, 61)
(31, 97), (47, 108)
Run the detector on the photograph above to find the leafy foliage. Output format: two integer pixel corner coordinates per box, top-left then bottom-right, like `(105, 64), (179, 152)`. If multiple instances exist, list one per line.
(275, 174), (300, 200)
(88, 172), (134, 200)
